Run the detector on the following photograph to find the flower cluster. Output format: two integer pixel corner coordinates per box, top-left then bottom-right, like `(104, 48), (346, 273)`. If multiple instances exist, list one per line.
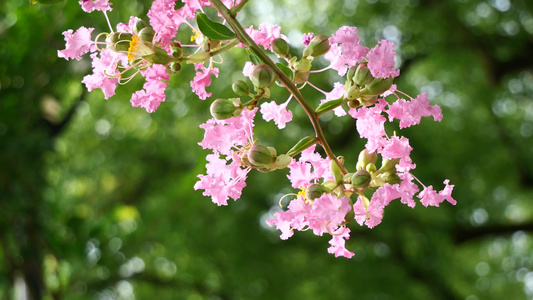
(56, 0), (456, 258)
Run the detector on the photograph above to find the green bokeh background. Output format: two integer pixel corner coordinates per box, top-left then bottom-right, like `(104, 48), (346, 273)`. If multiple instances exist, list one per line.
(1, 0), (533, 299)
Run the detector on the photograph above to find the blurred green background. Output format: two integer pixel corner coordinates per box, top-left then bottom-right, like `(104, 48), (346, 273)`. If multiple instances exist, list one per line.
(1, 0), (533, 299)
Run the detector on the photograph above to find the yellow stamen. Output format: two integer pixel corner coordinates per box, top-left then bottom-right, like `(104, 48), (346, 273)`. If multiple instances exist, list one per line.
(191, 29), (199, 42)
(128, 35), (141, 62)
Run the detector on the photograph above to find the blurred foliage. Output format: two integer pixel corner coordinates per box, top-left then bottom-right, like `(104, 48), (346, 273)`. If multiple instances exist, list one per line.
(1, 0), (533, 299)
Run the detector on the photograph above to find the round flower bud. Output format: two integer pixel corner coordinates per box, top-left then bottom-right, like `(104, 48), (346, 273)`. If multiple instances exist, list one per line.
(170, 42), (182, 59)
(330, 156), (345, 184)
(379, 158), (401, 174)
(346, 66), (357, 83)
(249, 64), (275, 88)
(356, 149), (378, 170)
(351, 169), (371, 189)
(167, 62), (181, 74)
(210, 99), (240, 120)
(248, 144), (276, 166)
(138, 27), (155, 43)
(274, 154), (291, 169)
(232, 80), (250, 96)
(360, 76), (394, 96)
(306, 184), (329, 200)
(106, 32), (133, 52)
(353, 62), (374, 86)
(272, 38), (290, 58)
(302, 34), (331, 58)
(385, 173), (401, 185)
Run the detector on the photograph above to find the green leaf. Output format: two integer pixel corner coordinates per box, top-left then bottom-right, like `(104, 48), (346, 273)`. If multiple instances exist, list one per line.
(315, 98), (345, 115)
(286, 136), (318, 157)
(196, 13), (236, 41)
(276, 63), (293, 81)
(247, 50), (262, 65)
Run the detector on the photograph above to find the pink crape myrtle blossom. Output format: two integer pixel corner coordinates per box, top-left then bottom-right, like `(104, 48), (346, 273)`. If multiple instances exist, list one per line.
(116, 16), (142, 33)
(79, 0), (112, 13)
(81, 49), (126, 99)
(307, 194), (351, 236)
(148, 0), (195, 45)
(198, 108), (257, 155)
(242, 61), (254, 77)
(366, 39), (400, 78)
(418, 179), (456, 207)
(196, 108), (258, 205)
(287, 145), (331, 189)
(302, 32), (315, 46)
(267, 195), (311, 239)
(349, 100), (388, 152)
(194, 152), (250, 206)
(191, 64), (219, 100)
(387, 93), (443, 129)
(244, 23), (287, 50)
(130, 64), (169, 113)
(326, 26), (369, 75)
(58, 27), (96, 61)
(328, 228), (354, 258)
(320, 82), (347, 117)
(260, 100), (293, 129)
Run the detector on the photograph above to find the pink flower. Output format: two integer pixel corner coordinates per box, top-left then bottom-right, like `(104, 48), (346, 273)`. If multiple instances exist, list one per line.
(130, 64), (169, 113)
(308, 194), (351, 236)
(387, 93), (443, 129)
(116, 16), (142, 33)
(242, 61), (254, 77)
(418, 179), (456, 207)
(267, 195), (312, 239)
(81, 49), (125, 99)
(349, 100), (388, 152)
(302, 33), (315, 46)
(366, 39), (400, 78)
(381, 136), (412, 161)
(148, 0), (193, 45)
(79, 0), (112, 13)
(327, 228), (354, 258)
(324, 44), (349, 76)
(260, 100), (293, 129)
(245, 23), (286, 50)
(57, 27), (96, 61)
(327, 26), (369, 74)
(198, 108), (257, 155)
(194, 152), (250, 206)
(191, 64), (219, 100)
(353, 196), (384, 229)
(287, 145), (331, 188)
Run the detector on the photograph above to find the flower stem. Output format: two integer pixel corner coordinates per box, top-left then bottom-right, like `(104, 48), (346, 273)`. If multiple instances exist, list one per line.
(230, 0), (249, 16)
(208, 0), (348, 175)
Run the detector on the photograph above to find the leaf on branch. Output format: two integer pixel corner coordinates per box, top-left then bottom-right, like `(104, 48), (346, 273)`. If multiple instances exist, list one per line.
(286, 136), (318, 157)
(29, 0), (65, 5)
(246, 49), (262, 65)
(315, 98), (344, 115)
(197, 12), (236, 41)
(276, 63), (294, 81)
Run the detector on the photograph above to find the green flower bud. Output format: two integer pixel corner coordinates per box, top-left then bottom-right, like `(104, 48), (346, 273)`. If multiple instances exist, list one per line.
(167, 62), (181, 74)
(348, 100), (361, 109)
(346, 85), (360, 101)
(385, 173), (401, 185)
(361, 95), (378, 107)
(330, 156), (345, 184)
(170, 42), (182, 59)
(210, 99), (241, 120)
(378, 158), (401, 174)
(274, 154), (291, 169)
(296, 58), (312, 73)
(248, 144), (276, 166)
(351, 169), (371, 189)
(138, 27), (155, 43)
(346, 66), (357, 83)
(272, 38), (290, 58)
(106, 32), (133, 52)
(294, 71), (310, 84)
(306, 184), (329, 200)
(356, 149), (378, 170)
(353, 62), (374, 86)
(303, 34), (331, 58)
(249, 64), (275, 88)
(286, 136), (318, 157)
(133, 20), (147, 35)
(232, 80), (250, 96)
(199, 35), (221, 52)
(360, 76), (394, 96)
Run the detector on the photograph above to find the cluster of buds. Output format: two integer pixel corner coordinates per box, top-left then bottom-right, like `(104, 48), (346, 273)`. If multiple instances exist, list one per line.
(344, 63), (394, 108)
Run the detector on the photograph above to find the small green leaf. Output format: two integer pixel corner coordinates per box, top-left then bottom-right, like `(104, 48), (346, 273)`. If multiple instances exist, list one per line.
(30, 0), (64, 5)
(276, 63), (293, 81)
(196, 13), (236, 41)
(286, 136), (318, 157)
(246, 49), (262, 65)
(315, 98), (344, 115)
